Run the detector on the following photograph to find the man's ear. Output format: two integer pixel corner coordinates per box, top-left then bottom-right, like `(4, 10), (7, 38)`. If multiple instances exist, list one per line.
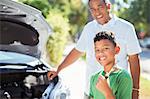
(115, 46), (120, 54)
(106, 3), (111, 10)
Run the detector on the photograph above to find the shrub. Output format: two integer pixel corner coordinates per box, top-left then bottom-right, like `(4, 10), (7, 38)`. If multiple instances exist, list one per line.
(46, 9), (70, 67)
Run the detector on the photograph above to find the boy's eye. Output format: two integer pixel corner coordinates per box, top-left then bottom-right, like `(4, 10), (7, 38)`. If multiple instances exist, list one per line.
(103, 47), (112, 51)
(104, 47), (109, 50)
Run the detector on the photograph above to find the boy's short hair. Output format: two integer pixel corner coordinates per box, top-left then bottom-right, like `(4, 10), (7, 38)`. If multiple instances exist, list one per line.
(94, 31), (116, 46)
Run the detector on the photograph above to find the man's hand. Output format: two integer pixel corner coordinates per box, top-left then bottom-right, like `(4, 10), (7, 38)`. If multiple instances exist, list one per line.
(47, 48), (83, 81)
(47, 71), (58, 80)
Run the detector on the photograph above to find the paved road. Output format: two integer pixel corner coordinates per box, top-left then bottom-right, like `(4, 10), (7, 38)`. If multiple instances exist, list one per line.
(140, 48), (150, 80)
(59, 59), (86, 99)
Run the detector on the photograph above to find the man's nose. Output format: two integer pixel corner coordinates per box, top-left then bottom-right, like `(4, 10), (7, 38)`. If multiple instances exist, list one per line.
(95, 8), (101, 15)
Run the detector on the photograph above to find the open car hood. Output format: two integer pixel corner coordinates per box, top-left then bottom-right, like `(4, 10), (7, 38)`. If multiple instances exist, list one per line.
(0, 0), (52, 58)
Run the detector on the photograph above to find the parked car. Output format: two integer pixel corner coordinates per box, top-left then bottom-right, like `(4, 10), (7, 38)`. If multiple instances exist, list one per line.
(139, 37), (150, 49)
(0, 0), (70, 99)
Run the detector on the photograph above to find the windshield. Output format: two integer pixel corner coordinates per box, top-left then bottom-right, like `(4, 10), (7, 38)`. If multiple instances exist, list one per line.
(0, 51), (40, 65)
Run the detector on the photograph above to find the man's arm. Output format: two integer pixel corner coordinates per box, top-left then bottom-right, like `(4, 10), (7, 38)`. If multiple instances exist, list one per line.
(128, 54), (140, 99)
(48, 48), (84, 80)
(57, 48), (84, 73)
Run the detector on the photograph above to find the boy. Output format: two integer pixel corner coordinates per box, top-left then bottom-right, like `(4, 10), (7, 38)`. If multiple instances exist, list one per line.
(90, 31), (132, 99)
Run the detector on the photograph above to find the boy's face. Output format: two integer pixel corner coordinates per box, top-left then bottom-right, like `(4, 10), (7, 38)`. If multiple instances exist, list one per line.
(89, 0), (110, 25)
(95, 39), (119, 66)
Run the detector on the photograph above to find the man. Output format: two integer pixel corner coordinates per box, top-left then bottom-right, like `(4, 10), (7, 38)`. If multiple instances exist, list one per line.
(48, 0), (141, 99)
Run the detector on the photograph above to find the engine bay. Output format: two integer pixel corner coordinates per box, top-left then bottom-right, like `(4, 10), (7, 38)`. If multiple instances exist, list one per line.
(0, 72), (49, 99)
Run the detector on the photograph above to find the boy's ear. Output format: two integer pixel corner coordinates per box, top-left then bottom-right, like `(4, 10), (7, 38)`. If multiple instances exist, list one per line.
(115, 46), (120, 54)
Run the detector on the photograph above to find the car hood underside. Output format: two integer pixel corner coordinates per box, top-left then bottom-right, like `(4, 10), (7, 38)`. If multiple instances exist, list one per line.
(0, 0), (52, 58)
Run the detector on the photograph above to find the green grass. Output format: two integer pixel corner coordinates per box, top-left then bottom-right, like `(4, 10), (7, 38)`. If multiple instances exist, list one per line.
(140, 77), (150, 98)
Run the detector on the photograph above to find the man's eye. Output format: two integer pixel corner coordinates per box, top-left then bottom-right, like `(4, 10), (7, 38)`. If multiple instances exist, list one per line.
(90, 8), (94, 11)
(96, 49), (100, 52)
(90, 8), (95, 11)
(99, 6), (103, 8)
(98, 5), (104, 9)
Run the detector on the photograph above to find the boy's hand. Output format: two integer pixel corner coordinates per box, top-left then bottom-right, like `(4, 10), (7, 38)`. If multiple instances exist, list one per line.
(96, 75), (109, 95)
(96, 75), (115, 99)
(47, 71), (58, 80)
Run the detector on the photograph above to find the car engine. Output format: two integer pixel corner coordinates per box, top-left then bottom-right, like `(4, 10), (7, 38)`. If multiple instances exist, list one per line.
(0, 72), (49, 99)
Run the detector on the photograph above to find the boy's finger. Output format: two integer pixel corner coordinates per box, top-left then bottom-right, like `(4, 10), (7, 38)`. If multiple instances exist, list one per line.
(99, 75), (105, 80)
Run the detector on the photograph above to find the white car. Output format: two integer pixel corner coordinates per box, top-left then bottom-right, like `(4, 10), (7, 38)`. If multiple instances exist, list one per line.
(0, 0), (70, 99)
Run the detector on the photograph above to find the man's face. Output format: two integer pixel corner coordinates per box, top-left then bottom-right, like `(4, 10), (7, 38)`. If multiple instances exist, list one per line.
(89, 0), (110, 25)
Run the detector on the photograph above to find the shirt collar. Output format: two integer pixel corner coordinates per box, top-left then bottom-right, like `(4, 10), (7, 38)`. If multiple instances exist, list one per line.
(100, 65), (121, 77)
(95, 14), (117, 27)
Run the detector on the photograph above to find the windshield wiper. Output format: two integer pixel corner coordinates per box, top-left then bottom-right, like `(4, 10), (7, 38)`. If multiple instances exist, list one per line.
(0, 63), (35, 69)
(0, 63), (48, 70)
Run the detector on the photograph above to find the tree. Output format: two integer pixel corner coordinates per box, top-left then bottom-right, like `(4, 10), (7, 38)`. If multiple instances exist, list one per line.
(118, 0), (150, 35)
(18, 0), (88, 66)
(19, 0), (50, 17)
(48, 0), (88, 39)
(46, 9), (70, 66)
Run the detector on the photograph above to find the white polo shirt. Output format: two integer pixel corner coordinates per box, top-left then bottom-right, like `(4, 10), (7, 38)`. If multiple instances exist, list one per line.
(75, 15), (141, 94)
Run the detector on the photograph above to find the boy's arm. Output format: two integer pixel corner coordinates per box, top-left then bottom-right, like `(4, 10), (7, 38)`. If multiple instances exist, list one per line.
(48, 48), (83, 80)
(129, 54), (140, 99)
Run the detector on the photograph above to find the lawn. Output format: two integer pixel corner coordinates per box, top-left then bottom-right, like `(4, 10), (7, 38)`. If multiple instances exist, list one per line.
(140, 77), (150, 99)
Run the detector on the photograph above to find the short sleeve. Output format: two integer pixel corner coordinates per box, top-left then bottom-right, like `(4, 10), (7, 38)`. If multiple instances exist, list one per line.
(89, 75), (94, 97)
(126, 24), (142, 55)
(116, 70), (133, 99)
(75, 26), (88, 53)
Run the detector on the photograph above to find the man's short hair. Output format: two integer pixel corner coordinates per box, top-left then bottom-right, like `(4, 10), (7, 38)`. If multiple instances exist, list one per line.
(88, 0), (110, 4)
(94, 31), (116, 46)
